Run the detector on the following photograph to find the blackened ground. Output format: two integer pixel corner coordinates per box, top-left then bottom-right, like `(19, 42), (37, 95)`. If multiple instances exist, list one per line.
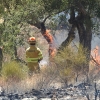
(0, 82), (100, 100)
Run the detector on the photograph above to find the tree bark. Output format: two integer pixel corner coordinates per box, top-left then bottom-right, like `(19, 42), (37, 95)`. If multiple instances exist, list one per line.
(0, 47), (3, 71)
(84, 17), (92, 73)
(40, 22), (56, 57)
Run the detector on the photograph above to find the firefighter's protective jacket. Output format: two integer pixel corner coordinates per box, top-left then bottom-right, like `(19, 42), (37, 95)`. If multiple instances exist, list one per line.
(26, 45), (43, 72)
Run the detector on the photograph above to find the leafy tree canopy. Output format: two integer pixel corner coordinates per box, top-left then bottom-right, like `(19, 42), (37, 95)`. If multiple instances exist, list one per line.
(0, 0), (100, 58)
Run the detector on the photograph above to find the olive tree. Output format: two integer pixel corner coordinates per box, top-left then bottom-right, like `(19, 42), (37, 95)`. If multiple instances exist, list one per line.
(0, 0), (100, 75)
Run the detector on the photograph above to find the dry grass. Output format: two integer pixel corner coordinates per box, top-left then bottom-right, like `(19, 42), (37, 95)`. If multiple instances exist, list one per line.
(0, 44), (90, 93)
(0, 63), (60, 93)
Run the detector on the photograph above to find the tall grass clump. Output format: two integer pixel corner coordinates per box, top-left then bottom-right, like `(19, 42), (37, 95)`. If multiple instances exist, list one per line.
(54, 45), (88, 86)
(34, 65), (58, 89)
(1, 61), (27, 82)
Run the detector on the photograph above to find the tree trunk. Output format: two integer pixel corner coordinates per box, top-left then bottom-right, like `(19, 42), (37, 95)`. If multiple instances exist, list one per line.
(14, 45), (18, 59)
(76, 14), (92, 77)
(59, 24), (76, 50)
(40, 22), (56, 57)
(84, 17), (92, 73)
(59, 6), (92, 75)
(58, 6), (76, 50)
(0, 47), (3, 71)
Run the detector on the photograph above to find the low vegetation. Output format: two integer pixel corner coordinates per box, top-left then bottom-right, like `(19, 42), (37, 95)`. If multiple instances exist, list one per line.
(0, 45), (99, 94)
(54, 45), (88, 85)
(1, 61), (27, 82)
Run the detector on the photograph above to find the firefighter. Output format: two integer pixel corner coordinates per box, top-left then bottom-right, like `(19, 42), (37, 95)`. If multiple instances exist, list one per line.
(26, 37), (43, 76)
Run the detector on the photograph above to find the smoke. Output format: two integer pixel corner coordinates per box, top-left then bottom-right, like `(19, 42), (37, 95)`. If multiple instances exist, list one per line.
(92, 34), (100, 50)
(54, 29), (100, 49)
(53, 29), (68, 48)
(41, 28), (100, 63)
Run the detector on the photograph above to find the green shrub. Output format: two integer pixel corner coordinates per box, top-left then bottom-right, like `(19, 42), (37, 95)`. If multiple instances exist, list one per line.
(54, 45), (87, 85)
(1, 61), (27, 82)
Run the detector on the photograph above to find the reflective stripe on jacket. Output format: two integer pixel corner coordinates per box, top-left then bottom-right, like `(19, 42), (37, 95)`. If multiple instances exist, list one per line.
(26, 58), (38, 62)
